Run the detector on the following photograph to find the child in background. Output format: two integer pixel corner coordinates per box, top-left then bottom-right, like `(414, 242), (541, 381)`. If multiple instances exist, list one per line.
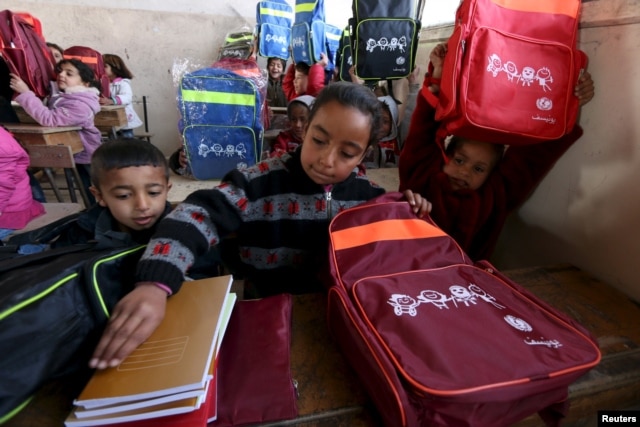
(46, 42), (64, 64)
(9, 59), (102, 205)
(0, 126), (45, 242)
(89, 81), (432, 370)
(282, 53), (328, 101)
(52, 138), (172, 248)
(377, 95), (401, 168)
(270, 95), (314, 157)
(399, 43), (595, 260)
(266, 57), (287, 108)
(100, 54), (143, 138)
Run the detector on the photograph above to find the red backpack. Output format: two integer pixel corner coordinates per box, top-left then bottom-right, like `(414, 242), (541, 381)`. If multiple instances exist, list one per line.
(435, 0), (585, 145)
(0, 10), (55, 99)
(63, 45), (110, 98)
(325, 193), (601, 427)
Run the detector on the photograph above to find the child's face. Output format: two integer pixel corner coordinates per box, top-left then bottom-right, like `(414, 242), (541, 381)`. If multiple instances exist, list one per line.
(268, 60), (284, 80)
(293, 71), (308, 95)
(50, 48), (63, 64)
(56, 63), (88, 91)
(104, 63), (115, 80)
(379, 107), (392, 139)
(90, 165), (172, 233)
(443, 140), (498, 191)
(288, 103), (310, 141)
(300, 100), (370, 185)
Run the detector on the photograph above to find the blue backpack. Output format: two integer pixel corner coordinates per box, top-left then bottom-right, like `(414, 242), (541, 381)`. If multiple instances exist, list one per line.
(178, 66), (265, 180)
(324, 24), (343, 73)
(255, 0), (293, 61)
(291, 0), (326, 65)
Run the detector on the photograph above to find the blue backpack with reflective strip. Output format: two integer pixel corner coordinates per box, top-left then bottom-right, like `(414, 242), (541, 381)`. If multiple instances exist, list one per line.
(178, 67), (264, 180)
(324, 24), (342, 73)
(256, 0), (293, 61)
(291, 0), (326, 65)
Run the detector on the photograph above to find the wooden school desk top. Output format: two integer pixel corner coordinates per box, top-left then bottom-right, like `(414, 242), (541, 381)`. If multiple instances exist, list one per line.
(2, 123), (84, 154)
(4, 264), (640, 426)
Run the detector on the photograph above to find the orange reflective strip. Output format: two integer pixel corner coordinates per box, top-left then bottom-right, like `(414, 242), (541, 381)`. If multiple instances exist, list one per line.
(331, 219), (446, 251)
(491, 0), (579, 18)
(63, 55), (99, 65)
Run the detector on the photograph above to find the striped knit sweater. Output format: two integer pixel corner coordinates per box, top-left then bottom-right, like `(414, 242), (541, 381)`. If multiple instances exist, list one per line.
(135, 149), (385, 297)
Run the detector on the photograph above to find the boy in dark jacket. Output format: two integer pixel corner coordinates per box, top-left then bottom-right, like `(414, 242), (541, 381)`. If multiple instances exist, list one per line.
(54, 138), (172, 248)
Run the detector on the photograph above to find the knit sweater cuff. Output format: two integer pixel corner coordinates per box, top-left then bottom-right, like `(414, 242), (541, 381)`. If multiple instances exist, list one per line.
(135, 259), (186, 294)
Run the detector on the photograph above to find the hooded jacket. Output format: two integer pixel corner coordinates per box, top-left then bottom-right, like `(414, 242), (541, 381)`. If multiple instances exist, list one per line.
(0, 127), (45, 229)
(271, 95), (315, 155)
(109, 78), (143, 131)
(15, 85), (102, 164)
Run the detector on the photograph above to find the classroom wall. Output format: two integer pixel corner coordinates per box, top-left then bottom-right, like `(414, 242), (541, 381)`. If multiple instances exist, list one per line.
(5, 0), (640, 302)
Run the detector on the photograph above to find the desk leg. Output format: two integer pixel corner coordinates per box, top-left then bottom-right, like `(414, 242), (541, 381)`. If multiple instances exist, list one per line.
(63, 169), (79, 203)
(68, 168), (91, 208)
(43, 168), (65, 202)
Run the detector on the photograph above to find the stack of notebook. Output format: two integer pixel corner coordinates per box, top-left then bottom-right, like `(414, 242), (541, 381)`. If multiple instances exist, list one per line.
(64, 276), (236, 427)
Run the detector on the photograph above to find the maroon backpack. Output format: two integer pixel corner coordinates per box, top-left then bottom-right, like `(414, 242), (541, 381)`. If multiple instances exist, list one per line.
(63, 45), (110, 98)
(325, 192), (601, 427)
(0, 10), (55, 99)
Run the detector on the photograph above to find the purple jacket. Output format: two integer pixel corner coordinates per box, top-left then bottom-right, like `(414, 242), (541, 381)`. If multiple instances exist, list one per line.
(0, 127), (45, 229)
(15, 86), (102, 164)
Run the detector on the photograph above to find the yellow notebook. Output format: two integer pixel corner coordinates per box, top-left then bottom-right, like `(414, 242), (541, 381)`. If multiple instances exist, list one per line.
(73, 276), (234, 410)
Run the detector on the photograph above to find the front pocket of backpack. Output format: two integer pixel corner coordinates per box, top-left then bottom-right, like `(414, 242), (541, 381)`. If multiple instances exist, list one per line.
(462, 27), (574, 140)
(183, 125), (258, 180)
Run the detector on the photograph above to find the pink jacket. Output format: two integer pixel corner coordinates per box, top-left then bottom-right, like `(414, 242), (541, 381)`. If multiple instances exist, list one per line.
(0, 127), (45, 229)
(15, 85), (102, 165)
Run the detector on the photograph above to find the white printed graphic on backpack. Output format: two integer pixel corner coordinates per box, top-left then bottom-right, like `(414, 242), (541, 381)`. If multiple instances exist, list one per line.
(387, 284), (564, 350)
(198, 142), (248, 159)
(365, 35), (407, 53)
(387, 282), (505, 316)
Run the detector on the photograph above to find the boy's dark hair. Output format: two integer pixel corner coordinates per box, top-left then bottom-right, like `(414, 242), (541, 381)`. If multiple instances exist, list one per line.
(90, 138), (169, 188)
(294, 62), (310, 75)
(445, 136), (505, 166)
(308, 82), (382, 148)
(102, 53), (134, 79)
(267, 57), (286, 70)
(55, 58), (98, 87)
(46, 42), (63, 55)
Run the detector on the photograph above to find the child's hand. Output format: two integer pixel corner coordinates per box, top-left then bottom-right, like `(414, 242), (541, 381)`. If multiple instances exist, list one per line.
(408, 65), (422, 86)
(89, 283), (168, 370)
(348, 66), (364, 85)
(8, 73), (30, 94)
(178, 147), (188, 168)
(429, 43), (447, 78)
(402, 189), (432, 218)
(99, 96), (112, 106)
(317, 52), (329, 68)
(575, 70), (595, 107)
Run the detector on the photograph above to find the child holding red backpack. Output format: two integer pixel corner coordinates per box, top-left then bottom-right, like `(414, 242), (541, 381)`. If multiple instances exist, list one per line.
(399, 43), (595, 260)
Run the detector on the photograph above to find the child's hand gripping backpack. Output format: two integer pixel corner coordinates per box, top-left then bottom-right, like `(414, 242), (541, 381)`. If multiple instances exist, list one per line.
(435, 0), (586, 145)
(291, 0), (326, 66)
(63, 45), (111, 98)
(349, 0), (424, 81)
(0, 10), (55, 99)
(324, 192), (601, 427)
(255, 0), (293, 61)
(0, 222), (147, 423)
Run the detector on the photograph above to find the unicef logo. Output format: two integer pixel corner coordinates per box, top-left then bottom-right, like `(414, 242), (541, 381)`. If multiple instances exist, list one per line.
(396, 56), (406, 65)
(504, 315), (532, 332)
(536, 97), (553, 111)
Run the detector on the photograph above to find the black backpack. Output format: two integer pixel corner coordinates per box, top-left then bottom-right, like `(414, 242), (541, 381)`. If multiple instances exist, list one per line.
(349, 0), (425, 81)
(0, 231), (146, 422)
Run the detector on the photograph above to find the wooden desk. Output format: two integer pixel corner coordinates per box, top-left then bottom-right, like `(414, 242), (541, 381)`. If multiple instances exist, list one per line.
(12, 103), (127, 138)
(1, 123), (84, 154)
(94, 105), (127, 138)
(5, 265), (640, 427)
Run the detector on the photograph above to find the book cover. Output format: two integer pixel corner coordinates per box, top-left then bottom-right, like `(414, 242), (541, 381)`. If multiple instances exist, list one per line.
(73, 276), (233, 409)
